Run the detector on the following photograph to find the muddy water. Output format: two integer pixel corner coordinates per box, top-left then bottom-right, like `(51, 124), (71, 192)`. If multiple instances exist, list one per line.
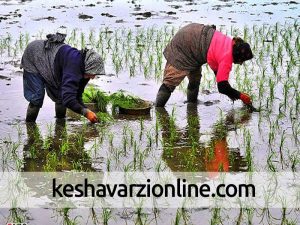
(0, 0), (300, 224)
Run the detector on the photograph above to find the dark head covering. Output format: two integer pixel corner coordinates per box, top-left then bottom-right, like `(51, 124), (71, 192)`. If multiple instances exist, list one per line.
(232, 37), (253, 63)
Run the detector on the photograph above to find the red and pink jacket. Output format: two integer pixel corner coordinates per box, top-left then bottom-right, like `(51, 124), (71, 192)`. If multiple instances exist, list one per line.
(207, 31), (233, 83)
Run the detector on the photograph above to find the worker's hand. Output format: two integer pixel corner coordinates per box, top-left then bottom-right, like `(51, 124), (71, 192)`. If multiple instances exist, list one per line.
(240, 93), (252, 105)
(84, 109), (98, 123)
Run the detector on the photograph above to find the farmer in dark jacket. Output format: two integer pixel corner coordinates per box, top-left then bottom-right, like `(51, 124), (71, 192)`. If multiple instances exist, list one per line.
(21, 33), (105, 123)
(155, 23), (253, 107)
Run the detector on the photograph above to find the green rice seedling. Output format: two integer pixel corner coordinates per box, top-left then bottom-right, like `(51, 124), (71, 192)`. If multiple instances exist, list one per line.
(138, 150), (146, 170)
(267, 151), (277, 172)
(43, 136), (52, 150)
(243, 26), (249, 41)
(210, 208), (221, 225)
(173, 208), (182, 225)
(245, 208), (254, 225)
(108, 133), (114, 149)
(12, 124), (23, 139)
(180, 207), (190, 224)
(60, 138), (69, 155)
(277, 43), (283, 66)
(109, 90), (146, 110)
(72, 161), (83, 171)
(283, 80), (291, 110)
(7, 208), (27, 224)
(143, 63), (150, 78)
(289, 151), (300, 172)
(146, 130), (152, 147)
(74, 132), (85, 151)
(187, 116), (200, 145)
(268, 123), (277, 146)
(122, 134), (128, 154)
(102, 208), (112, 225)
(279, 130), (286, 154)
(268, 78), (275, 103)
(106, 157), (111, 171)
(12, 40), (18, 57)
(154, 160), (166, 172)
(67, 29), (77, 47)
(89, 30), (95, 47)
(112, 53), (123, 74)
(135, 206), (149, 225)
(133, 140), (138, 169)
(96, 112), (114, 123)
(96, 30), (104, 50)
(123, 162), (134, 172)
(44, 152), (58, 172)
(168, 107), (178, 146)
(294, 91), (300, 115)
(89, 208), (100, 225)
(244, 129), (253, 172)
(138, 118), (143, 135)
(291, 119), (300, 141)
(206, 144), (215, 162)
(80, 32), (86, 49)
(59, 208), (81, 225)
(28, 145), (38, 159)
(183, 150), (197, 172)
(258, 77), (265, 103)
(18, 33), (25, 52)
(5, 34), (12, 57)
(236, 208), (243, 225)
(129, 129), (134, 146)
(83, 86), (109, 112)
(2, 137), (21, 162)
(155, 118), (160, 146)
(25, 32), (30, 47)
(112, 147), (122, 164)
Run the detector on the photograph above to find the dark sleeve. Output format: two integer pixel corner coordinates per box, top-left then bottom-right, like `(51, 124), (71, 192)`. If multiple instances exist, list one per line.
(77, 78), (90, 107)
(217, 81), (241, 101)
(61, 49), (86, 114)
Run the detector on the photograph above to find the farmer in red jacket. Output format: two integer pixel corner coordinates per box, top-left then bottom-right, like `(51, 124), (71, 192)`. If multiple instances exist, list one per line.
(155, 23), (253, 107)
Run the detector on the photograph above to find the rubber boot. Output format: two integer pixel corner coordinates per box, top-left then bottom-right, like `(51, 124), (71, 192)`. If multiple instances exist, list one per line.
(155, 84), (172, 107)
(26, 103), (40, 122)
(187, 81), (200, 103)
(55, 103), (66, 119)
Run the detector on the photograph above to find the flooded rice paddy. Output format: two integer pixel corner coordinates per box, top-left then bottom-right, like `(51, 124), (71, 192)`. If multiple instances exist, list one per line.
(0, 0), (300, 224)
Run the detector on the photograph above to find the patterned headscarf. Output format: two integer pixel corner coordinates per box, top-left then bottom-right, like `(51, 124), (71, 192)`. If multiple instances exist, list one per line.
(45, 33), (66, 49)
(84, 49), (105, 75)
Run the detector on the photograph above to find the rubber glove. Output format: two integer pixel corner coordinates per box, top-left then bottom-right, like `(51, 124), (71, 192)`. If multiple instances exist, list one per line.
(240, 93), (252, 105)
(83, 109), (98, 123)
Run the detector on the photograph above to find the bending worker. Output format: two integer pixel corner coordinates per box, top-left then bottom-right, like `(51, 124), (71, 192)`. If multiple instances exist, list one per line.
(21, 33), (105, 123)
(155, 23), (253, 107)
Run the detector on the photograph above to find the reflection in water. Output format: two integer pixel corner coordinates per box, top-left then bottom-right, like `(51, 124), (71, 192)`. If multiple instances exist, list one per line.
(156, 104), (250, 172)
(23, 120), (97, 172)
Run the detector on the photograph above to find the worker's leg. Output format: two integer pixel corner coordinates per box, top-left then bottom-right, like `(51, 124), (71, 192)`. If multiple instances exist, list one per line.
(187, 67), (202, 103)
(155, 63), (188, 107)
(55, 103), (66, 119)
(45, 85), (66, 119)
(26, 103), (41, 122)
(23, 70), (45, 122)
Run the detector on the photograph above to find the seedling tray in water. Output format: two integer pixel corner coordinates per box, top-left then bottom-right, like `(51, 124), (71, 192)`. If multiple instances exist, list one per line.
(118, 100), (152, 115)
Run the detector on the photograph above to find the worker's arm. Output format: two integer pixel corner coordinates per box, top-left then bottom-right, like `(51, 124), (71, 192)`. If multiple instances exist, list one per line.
(61, 65), (98, 123)
(77, 78), (90, 107)
(217, 81), (241, 101)
(59, 46), (98, 122)
(215, 61), (252, 104)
